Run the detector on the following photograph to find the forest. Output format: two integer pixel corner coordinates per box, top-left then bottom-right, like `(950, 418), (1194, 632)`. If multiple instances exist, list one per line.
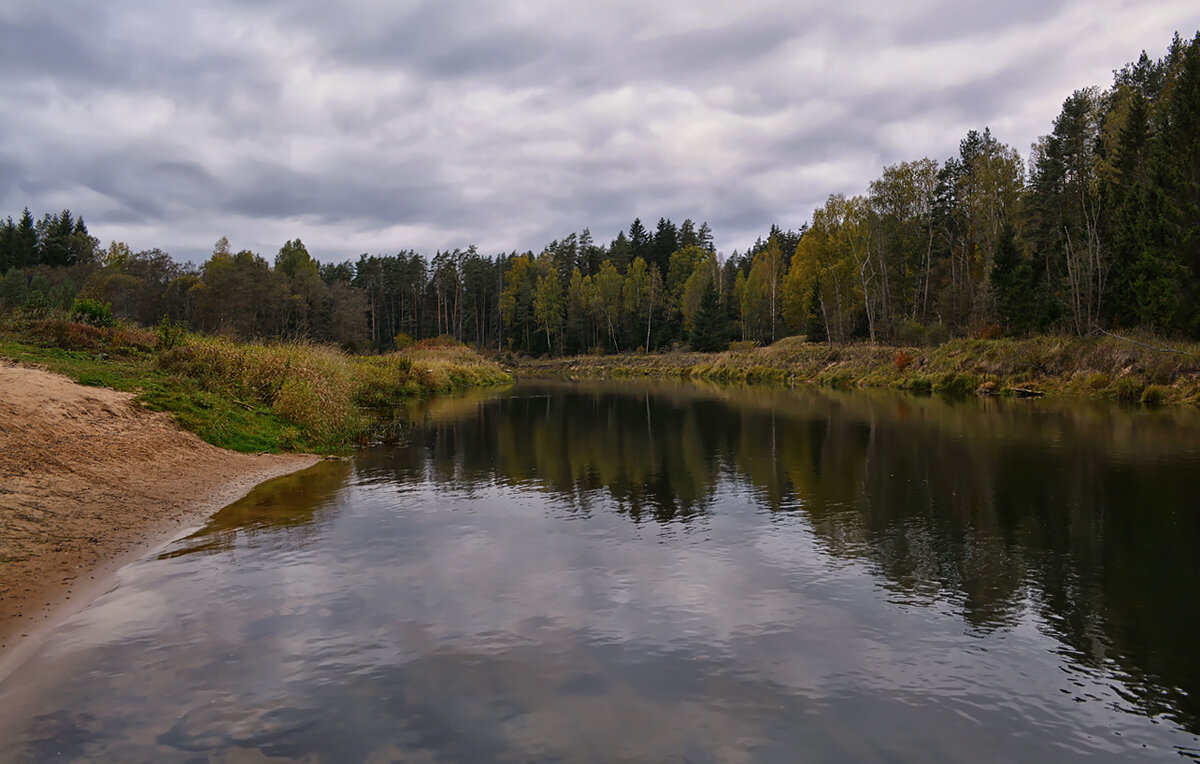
(1, 31), (1198, 355)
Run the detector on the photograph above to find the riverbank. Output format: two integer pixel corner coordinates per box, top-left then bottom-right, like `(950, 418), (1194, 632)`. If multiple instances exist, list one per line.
(0, 319), (512, 453)
(0, 361), (320, 660)
(510, 334), (1200, 406)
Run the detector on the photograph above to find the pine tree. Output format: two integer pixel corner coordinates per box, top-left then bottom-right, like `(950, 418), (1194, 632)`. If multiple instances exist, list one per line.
(689, 277), (729, 351)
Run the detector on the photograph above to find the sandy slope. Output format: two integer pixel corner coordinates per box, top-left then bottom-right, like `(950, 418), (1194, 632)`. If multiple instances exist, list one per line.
(0, 361), (318, 655)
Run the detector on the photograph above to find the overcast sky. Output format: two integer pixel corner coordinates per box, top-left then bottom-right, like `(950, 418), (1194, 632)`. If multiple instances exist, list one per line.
(2, 1), (1199, 264)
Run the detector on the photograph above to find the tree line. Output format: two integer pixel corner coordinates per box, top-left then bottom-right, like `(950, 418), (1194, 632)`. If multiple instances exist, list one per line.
(2, 31), (1198, 353)
(501, 31), (1200, 353)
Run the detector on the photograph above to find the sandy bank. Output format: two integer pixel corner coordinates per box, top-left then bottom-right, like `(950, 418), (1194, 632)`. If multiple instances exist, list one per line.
(0, 361), (318, 656)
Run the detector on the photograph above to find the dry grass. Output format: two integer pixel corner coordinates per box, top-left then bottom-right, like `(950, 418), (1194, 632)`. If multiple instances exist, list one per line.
(511, 334), (1200, 406)
(159, 337), (512, 449)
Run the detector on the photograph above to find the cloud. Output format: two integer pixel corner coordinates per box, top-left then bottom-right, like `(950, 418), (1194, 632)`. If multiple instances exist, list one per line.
(1, 0), (1198, 262)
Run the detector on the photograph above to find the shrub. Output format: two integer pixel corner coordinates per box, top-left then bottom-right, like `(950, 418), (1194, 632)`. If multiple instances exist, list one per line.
(925, 323), (950, 347)
(71, 297), (115, 327)
(1141, 384), (1168, 407)
(971, 324), (1003, 340)
(156, 315), (187, 350)
(906, 376), (933, 394)
(1084, 372), (1109, 390)
(1113, 376), (1146, 404)
(107, 323), (156, 352)
(30, 318), (105, 350)
(894, 350), (913, 371)
(896, 320), (925, 347)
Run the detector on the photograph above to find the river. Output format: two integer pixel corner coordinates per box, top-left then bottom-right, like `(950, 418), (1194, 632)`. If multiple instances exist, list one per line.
(1, 380), (1198, 762)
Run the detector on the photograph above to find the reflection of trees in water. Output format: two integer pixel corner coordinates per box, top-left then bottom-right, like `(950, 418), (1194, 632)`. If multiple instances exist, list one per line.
(394, 382), (1200, 734)
(406, 391), (730, 523)
(160, 460), (353, 559)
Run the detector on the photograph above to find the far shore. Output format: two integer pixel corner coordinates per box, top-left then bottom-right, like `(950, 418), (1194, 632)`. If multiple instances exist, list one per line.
(506, 334), (1200, 406)
(0, 361), (319, 674)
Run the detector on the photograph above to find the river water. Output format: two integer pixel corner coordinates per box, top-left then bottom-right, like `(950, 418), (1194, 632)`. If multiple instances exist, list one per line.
(1, 380), (1199, 762)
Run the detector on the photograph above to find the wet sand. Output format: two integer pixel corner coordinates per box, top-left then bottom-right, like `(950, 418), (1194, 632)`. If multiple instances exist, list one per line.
(0, 361), (318, 660)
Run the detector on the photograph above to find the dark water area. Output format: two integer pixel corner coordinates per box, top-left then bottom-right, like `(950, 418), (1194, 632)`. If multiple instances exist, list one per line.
(2, 381), (1200, 762)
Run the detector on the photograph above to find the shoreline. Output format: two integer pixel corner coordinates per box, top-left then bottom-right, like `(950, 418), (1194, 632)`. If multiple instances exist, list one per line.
(507, 335), (1200, 406)
(0, 361), (319, 668)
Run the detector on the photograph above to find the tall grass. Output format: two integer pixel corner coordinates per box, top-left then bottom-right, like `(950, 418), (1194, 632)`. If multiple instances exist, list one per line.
(1, 314), (512, 453)
(158, 336), (512, 450)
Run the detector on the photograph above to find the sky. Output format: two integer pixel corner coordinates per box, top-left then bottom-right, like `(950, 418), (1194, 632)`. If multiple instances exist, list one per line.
(2, 1), (1199, 265)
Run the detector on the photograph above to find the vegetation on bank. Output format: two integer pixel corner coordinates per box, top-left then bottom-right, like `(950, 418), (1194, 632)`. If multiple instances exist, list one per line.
(510, 333), (1200, 407)
(0, 315), (512, 453)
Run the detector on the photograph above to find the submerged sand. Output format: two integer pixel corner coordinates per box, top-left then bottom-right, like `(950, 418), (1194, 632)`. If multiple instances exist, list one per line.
(0, 361), (318, 655)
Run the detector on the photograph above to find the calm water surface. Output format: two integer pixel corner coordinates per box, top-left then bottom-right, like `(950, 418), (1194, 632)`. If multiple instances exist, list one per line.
(1, 381), (1199, 762)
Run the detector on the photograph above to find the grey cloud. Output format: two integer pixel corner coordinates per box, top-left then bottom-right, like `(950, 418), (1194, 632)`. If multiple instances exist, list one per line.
(219, 158), (461, 227)
(893, 0), (1069, 46)
(76, 159), (220, 223)
(319, 1), (550, 80)
(2, 1), (1198, 260)
(0, 14), (107, 81)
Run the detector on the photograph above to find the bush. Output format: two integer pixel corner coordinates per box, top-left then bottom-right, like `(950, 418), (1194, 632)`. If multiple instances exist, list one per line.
(971, 324), (1003, 340)
(156, 315), (187, 349)
(906, 376), (932, 394)
(72, 297), (115, 327)
(1113, 376), (1146, 404)
(31, 318), (106, 350)
(925, 323), (950, 347)
(1141, 384), (1168, 407)
(108, 323), (156, 352)
(894, 350), (913, 371)
(896, 320), (925, 347)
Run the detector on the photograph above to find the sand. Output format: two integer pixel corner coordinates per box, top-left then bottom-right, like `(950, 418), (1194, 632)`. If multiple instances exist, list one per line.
(0, 361), (318, 658)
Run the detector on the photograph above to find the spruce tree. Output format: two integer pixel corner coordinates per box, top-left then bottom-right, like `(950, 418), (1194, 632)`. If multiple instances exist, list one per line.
(15, 208), (37, 268)
(0, 217), (14, 273)
(689, 277), (729, 351)
(990, 221), (1034, 334)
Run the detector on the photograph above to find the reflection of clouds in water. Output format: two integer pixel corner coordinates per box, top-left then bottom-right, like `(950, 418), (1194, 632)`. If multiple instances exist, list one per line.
(4, 383), (1200, 761)
(50, 562), (204, 652)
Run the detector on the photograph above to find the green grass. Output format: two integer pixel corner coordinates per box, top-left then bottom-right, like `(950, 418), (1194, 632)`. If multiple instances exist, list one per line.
(0, 338), (301, 452)
(1, 321), (513, 453)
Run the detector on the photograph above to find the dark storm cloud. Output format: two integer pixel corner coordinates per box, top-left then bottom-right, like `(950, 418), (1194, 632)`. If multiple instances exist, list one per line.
(1, 0), (1199, 261)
